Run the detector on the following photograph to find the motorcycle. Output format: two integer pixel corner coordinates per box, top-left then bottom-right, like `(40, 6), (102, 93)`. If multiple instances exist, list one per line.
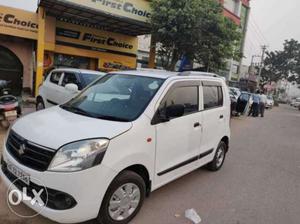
(0, 80), (21, 129)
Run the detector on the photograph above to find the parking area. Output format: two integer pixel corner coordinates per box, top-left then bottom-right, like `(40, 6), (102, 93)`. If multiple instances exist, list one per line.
(0, 105), (299, 224)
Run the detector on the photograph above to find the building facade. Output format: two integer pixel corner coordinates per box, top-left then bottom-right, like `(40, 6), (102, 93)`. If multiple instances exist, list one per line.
(0, 1), (151, 96)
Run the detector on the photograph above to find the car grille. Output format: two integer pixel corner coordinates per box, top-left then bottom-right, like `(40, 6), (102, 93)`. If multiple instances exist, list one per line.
(6, 130), (56, 171)
(1, 160), (77, 210)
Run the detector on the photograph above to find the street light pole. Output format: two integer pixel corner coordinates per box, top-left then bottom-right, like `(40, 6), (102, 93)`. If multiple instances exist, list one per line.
(257, 45), (268, 86)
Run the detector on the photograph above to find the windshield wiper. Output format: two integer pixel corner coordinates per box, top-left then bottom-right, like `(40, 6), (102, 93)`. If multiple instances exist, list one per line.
(96, 115), (130, 122)
(60, 105), (95, 118)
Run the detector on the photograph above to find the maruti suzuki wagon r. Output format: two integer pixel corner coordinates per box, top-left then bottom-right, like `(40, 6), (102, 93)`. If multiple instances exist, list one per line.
(0, 70), (230, 224)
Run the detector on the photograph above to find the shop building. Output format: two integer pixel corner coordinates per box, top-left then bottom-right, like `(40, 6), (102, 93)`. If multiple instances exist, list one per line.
(0, 0), (151, 96)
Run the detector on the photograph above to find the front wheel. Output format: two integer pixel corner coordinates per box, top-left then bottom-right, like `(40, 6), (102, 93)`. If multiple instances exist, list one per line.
(36, 97), (45, 111)
(207, 141), (227, 171)
(97, 171), (146, 224)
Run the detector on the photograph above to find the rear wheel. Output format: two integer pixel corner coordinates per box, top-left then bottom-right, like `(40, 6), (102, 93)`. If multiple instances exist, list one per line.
(36, 97), (45, 111)
(97, 171), (146, 224)
(207, 141), (227, 171)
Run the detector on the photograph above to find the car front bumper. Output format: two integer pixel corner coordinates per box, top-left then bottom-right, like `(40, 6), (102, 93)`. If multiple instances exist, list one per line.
(0, 145), (117, 223)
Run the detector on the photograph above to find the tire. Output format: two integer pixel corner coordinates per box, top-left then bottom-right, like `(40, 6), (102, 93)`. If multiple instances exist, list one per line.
(97, 171), (146, 224)
(207, 141), (227, 171)
(36, 97), (45, 111)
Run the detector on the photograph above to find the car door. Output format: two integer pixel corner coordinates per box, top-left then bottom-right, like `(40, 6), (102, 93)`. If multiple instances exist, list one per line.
(60, 72), (81, 104)
(201, 81), (225, 156)
(153, 81), (202, 187)
(45, 71), (63, 106)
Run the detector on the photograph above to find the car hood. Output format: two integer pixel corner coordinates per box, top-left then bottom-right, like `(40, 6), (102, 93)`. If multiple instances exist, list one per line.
(11, 106), (132, 149)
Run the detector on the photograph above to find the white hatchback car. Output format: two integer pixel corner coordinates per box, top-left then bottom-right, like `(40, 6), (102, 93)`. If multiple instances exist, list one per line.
(1, 70), (230, 224)
(36, 68), (105, 110)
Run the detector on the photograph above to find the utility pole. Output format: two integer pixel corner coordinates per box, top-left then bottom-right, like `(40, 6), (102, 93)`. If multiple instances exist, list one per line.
(257, 45), (268, 86)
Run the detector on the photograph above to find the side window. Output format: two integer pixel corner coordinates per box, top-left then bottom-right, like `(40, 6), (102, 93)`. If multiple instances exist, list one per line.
(203, 85), (223, 109)
(160, 86), (199, 118)
(62, 73), (80, 88)
(50, 72), (62, 85)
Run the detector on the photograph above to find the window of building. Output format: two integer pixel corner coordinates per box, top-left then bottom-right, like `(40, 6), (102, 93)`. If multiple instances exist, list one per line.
(160, 86), (199, 117)
(50, 72), (62, 85)
(203, 86), (223, 109)
(224, 0), (241, 17)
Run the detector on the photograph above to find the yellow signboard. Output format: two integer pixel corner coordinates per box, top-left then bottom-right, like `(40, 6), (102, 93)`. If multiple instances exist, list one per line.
(0, 6), (38, 40)
(63, 0), (151, 23)
(55, 20), (138, 56)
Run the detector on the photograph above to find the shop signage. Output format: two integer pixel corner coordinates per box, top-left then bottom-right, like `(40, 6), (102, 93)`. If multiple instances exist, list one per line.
(55, 21), (138, 56)
(62, 0), (151, 23)
(0, 6), (38, 40)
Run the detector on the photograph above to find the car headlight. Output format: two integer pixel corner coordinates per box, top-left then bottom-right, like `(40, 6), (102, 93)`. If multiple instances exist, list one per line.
(48, 139), (109, 172)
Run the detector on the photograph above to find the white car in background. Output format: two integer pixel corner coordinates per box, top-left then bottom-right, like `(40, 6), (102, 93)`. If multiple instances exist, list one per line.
(36, 68), (105, 110)
(266, 95), (274, 109)
(294, 97), (300, 108)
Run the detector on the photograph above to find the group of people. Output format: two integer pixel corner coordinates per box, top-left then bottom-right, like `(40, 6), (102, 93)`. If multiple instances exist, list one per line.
(248, 90), (268, 117)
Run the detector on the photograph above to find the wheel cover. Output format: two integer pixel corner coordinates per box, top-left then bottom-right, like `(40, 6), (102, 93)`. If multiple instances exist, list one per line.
(108, 183), (141, 221)
(216, 146), (225, 168)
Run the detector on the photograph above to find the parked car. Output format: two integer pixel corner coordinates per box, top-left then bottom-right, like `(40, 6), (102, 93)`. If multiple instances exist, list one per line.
(36, 68), (105, 110)
(236, 91), (253, 115)
(229, 87), (241, 100)
(266, 95), (274, 109)
(294, 97), (300, 108)
(290, 98), (297, 107)
(1, 70), (230, 224)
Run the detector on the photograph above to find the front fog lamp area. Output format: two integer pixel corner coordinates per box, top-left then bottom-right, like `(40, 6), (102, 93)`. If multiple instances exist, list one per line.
(48, 139), (109, 172)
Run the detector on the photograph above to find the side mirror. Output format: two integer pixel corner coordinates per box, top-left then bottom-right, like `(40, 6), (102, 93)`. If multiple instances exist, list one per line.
(166, 104), (185, 118)
(65, 83), (78, 93)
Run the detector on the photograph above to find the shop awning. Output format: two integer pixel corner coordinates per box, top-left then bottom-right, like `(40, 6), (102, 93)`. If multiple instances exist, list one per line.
(39, 0), (152, 36)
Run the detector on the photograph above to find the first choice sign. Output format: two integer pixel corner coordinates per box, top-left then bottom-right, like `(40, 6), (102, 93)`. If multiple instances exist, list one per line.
(63, 0), (151, 23)
(0, 6), (38, 40)
(92, 0), (151, 19)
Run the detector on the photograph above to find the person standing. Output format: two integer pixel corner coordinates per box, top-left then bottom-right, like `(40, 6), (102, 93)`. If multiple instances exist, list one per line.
(251, 91), (260, 117)
(259, 91), (267, 117)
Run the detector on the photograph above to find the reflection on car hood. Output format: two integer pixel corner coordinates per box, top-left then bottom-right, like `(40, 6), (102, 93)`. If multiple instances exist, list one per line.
(12, 106), (132, 149)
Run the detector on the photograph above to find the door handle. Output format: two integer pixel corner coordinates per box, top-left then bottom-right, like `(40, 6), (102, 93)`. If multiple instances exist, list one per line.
(194, 122), (201, 128)
(219, 115), (224, 119)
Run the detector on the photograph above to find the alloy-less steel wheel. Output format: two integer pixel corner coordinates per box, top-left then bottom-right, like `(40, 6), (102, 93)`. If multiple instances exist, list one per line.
(207, 141), (227, 171)
(36, 97), (45, 111)
(97, 171), (146, 224)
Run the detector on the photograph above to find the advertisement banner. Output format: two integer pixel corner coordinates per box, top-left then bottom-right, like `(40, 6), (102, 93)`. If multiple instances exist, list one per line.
(62, 0), (151, 23)
(55, 21), (138, 56)
(0, 6), (38, 40)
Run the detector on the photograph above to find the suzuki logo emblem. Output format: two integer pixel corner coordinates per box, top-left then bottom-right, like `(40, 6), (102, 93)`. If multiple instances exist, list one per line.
(18, 144), (26, 156)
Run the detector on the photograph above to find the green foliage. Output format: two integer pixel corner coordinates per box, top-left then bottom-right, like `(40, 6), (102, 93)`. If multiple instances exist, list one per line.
(150, 0), (242, 71)
(261, 39), (300, 86)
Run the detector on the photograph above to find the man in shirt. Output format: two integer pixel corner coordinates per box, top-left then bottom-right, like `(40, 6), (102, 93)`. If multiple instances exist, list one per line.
(259, 91), (267, 117)
(251, 91), (260, 117)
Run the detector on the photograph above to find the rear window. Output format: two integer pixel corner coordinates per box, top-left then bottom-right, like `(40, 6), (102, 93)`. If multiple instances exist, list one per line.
(50, 72), (62, 85)
(203, 86), (223, 109)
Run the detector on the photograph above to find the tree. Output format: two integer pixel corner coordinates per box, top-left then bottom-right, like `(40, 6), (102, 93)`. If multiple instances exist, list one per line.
(150, 0), (241, 71)
(261, 39), (300, 87)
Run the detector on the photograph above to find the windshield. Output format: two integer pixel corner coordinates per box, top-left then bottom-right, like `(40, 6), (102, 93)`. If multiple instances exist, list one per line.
(61, 74), (164, 122)
(267, 96), (273, 100)
(80, 73), (105, 88)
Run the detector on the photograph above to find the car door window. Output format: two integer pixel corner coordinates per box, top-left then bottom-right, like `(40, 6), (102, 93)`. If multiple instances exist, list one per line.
(62, 72), (80, 89)
(50, 72), (62, 85)
(159, 86), (199, 118)
(203, 86), (223, 109)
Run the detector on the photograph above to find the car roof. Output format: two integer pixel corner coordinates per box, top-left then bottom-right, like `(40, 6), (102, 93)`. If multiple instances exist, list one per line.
(109, 69), (225, 82)
(52, 68), (105, 75)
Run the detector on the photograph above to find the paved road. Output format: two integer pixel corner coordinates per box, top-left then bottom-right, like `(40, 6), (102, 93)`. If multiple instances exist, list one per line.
(0, 105), (299, 224)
